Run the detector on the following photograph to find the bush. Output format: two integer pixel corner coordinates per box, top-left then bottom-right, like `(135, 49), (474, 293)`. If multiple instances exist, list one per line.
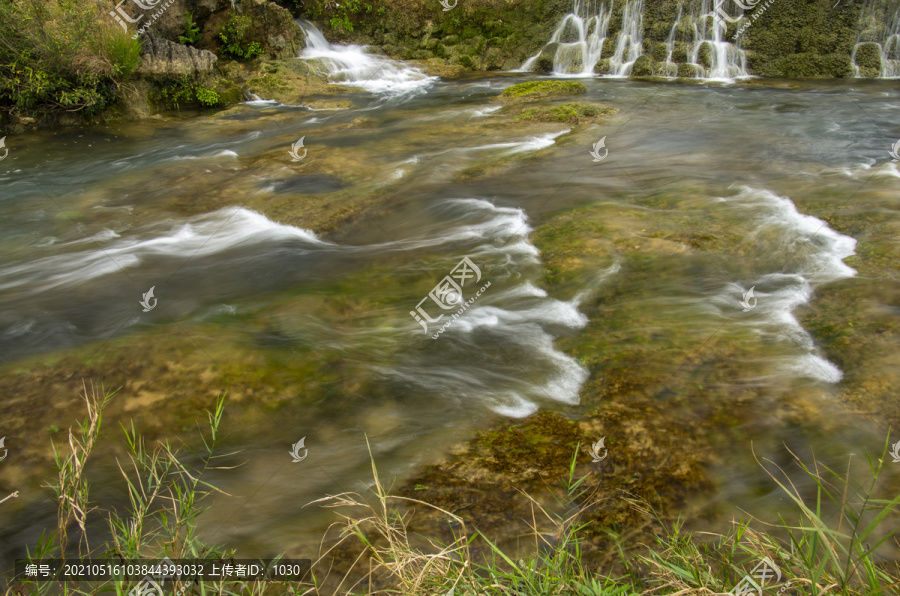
(0, 0), (138, 115)
(219, 13), (264, 61)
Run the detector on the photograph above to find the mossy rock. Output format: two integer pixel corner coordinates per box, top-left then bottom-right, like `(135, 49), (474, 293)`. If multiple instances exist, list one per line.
(593, 58), (611, 75)
(672, 41), (689, 64)
(652, 42), (668, 62)
(654, 62), (678, 77)
(677, 62), (703, 78)
(514, 102), (618, 124)
(535, 43), (559, 72)
(648, 21), (672, 42)
(697, 42), (712, 69)
(631, 54), (654, 77)
(442, 34), (459, 46)
(854, 42), (883, 74)
(424, 37), (439, 51)
(499, 79), (587, 102)
(213, 78), (243, 106)
(484, 47), (505, 70)
(601, 37), (615, 59)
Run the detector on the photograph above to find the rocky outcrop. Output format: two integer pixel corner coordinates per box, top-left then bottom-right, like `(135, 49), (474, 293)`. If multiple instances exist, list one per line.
(244, 0), (304, 58)
(138, 33), (218, 78)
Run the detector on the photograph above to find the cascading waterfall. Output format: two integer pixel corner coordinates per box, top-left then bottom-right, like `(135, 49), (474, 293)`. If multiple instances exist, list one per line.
(607, 0), (645, 76)
(685, 0), (749, 80)
(520, 0), (749, 81)
(851, 0), (900, 78)
(519, 0), (612, 75)
(296, 20), (436, 96)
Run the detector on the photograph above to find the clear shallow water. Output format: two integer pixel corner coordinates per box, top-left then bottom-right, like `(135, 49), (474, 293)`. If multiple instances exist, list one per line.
(1, 75), (899, 570)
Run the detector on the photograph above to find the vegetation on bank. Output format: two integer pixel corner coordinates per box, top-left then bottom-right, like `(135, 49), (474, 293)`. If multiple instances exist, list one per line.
(0, 0), (142, 117)
(4, 385), (900, 595)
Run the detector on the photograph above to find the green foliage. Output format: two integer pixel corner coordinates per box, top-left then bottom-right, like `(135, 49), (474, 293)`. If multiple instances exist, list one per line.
(178, 11), (203, 46)
(195, 86), (220, 106)
(150, 75), (223, 109)
(0, 0), (135, 115)
(219, 13), (264, 61)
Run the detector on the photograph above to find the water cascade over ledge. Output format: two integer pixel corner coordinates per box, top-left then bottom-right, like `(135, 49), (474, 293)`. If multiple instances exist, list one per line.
(519, 0), (750, 81)
(851, 0), (900, 78)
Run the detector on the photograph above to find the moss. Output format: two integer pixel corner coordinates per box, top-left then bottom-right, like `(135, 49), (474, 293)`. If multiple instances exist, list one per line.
(535, 42), (559, 72)
(514, 102), (618, 124)
(854, 42), (883, 72)
(213, 78), (243, 105)
(631, 54), (654, 76)
(593, 58), (611, 75)
(697, 41), (712, 69)
(499, 79), (587, 101)
(677, 62), (703, 78)
(652, 42), (668, 62)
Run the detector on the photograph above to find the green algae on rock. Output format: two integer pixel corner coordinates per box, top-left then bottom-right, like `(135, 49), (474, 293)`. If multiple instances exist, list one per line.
(513, 102), (618, 125)
(499, 80), (588, 102)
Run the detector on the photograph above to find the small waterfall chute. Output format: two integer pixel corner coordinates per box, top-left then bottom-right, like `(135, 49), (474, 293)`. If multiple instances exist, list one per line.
(296, 20), (436, 97)
(851, 0), (900, 78)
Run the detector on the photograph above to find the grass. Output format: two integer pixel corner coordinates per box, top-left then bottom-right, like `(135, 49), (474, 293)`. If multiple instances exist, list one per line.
(0, 0), (143, 114)
(4, 387), (900, 595)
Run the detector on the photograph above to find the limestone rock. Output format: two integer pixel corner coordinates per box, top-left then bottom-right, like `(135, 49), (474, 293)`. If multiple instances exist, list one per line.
(139, 33), (218, 78)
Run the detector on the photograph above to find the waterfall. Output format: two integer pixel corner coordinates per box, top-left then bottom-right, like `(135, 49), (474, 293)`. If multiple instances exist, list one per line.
(519, 0), (612, 75)
(851, 0), (900, 78)
(685, 0), (749, 81)
(295, 20), (436, 96)
(608, 0), (645, 76)
(519, 0), (749, 81)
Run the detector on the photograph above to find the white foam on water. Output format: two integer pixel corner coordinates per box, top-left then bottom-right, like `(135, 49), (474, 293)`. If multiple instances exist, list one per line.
(0, 208), (324, 295)
(721, 186), (857, 384)
(469, 106), (502, 117)
(379, 198), (599, 415)
(297, 20), (436, 98)
(466, 130), (570, 155)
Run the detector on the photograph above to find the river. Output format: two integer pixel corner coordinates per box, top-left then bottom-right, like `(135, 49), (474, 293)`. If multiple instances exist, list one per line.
(1, 34), (899, 574)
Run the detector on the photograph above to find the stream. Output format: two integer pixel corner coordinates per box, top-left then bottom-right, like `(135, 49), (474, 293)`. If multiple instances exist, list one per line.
(1, 27), (899, 573)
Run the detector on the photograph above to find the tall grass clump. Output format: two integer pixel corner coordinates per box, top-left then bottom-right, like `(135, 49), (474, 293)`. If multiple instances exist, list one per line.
(314, 438), (900, 596)
(4, 383), (308, 596)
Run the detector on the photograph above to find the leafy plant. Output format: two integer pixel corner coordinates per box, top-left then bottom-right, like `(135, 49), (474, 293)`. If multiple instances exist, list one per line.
(178, 11), (202, 46)
(195, 86), (220, 106)
(218, 13), (264, 61)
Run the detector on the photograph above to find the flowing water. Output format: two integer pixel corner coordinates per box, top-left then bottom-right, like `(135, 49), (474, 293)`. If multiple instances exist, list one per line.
(1, 34), (900, 572)
(520, 0), (749, 81)
(852, 0), (900, 77)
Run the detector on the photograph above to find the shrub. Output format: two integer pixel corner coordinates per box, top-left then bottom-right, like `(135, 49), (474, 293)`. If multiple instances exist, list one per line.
(219, 13), (264, 61)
